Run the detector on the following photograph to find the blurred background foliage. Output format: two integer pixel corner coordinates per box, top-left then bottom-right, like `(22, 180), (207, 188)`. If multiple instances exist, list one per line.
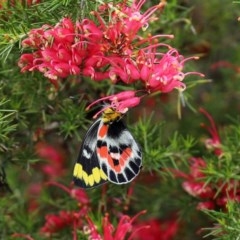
(0, 0), (240, 239)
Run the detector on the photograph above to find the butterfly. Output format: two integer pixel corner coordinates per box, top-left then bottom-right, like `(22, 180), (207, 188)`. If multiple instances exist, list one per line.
(73, 107), (142, 188)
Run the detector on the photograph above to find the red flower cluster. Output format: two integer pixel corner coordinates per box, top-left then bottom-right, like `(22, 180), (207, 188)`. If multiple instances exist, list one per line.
(35, 142), (66, 179)
(38, 182), (151, 240)
(173, 109), (240, 210)
(19, 0), (203, 95)
(175, 157), (240, 211)
(133, 218), (179, 240)
(85, 210), (148, 240)
(24, 143), (67, 212)
(39, 182), (89, 238)
(40, 210), (82, 237)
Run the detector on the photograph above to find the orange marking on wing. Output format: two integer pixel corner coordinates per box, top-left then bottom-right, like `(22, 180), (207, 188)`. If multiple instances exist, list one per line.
(97, 145), (122, 173)
(120, 148), (132, 166)
(97, 146), (108, 158)
(98, 124), (108, 138)
(107, 155), (121, 173)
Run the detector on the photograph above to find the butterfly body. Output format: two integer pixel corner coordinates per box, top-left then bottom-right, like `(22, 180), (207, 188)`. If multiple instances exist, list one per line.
(73, 107), (142, 188)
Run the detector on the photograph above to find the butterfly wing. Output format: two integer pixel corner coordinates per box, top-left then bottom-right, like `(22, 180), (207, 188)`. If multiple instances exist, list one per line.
(96, 120), (142, 184)
(73, 119), (108, 188)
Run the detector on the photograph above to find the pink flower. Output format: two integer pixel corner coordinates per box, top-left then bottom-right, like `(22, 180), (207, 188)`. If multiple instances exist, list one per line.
(108, 58), (140, 84)
(39, 182), (90, 238)
(19, 1), (203, 97)
(189, 157), (207, 179)
(18, 53), (39, 72)
(22, 26), (49, 48)
(46, 181), (89, 205)
(171, 157), (216, 209)
(86, 90), (142, 118)
(26, 182), (42, 212)
(94, 1), (166, 53)
(40, 210), (83, 237)
(173, 157), (240, 210)
(133, 218), (179, 240)
(138, 49), (203, 93)
(86, 210), (147, 240)
(174, 158), (214, 199)
(215, 181), (240, 208)
(19, 18), (83, 82)
(35, 142), (66, 179)
(199, 108), (222, 156)
(196, 201), (215, 210)
(182, 181), (214, 199)
(170, 157), (207, 181)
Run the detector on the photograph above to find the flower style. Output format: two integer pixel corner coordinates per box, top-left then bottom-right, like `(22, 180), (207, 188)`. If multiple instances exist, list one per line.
(45, 181), (89, 205)
(199, 108), (222, 156)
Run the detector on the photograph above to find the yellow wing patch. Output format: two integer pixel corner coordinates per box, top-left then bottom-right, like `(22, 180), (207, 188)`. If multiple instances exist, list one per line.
(73, 163), (107, 187)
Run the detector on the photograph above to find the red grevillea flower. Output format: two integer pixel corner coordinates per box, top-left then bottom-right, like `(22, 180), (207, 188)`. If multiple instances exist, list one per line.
(196, 201), (215, 211)
(86, 90), (142, 118)
(137, 49), (203, 93)
(86, 210), (148, 240)
(173, 157), (240, 210)
(45, 181), (89, 205)
(170, 157), (215, 210)
(182, 181), (214, 199)
(40, 210), (83, 237)
(35, 142), (66, 179)
(26, 182), (42, 212)
(39, 182), (90, 238)
(18, 18), (82, 84)
(199, 108), (222, 156)
(181, 157), (215, 199)
(133, 218), (179, 240)
(171, 110), (240, 210)
(93, 0), (167, 55)
(19, 1), (203, 93)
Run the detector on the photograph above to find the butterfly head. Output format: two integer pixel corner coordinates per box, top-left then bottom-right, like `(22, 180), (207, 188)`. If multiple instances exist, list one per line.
(102, 107), (123, 124)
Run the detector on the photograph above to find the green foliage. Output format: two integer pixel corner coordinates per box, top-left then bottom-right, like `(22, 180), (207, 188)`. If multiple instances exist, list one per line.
(203, 202), (240, 240)
(0, 99), (17, 144)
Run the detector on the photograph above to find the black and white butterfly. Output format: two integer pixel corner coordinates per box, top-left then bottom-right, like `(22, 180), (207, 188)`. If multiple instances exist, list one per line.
(73, 107), (142, 188)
